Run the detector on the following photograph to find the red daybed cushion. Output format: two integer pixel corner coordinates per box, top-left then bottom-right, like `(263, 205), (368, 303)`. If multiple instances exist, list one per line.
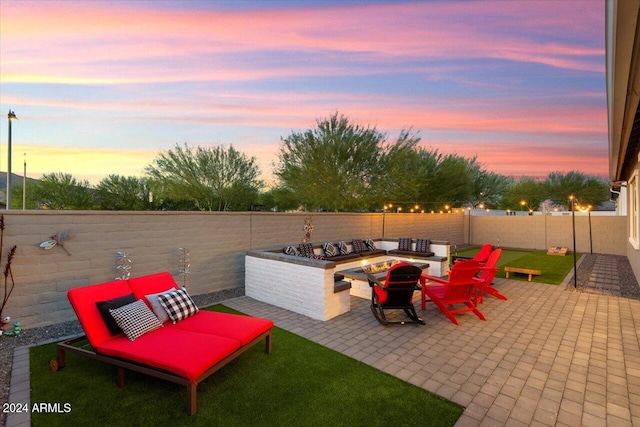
(68, 280), (133, 348)
(128, 271), (179, 302)
(168, 311), (274, 346)
(97, 328), (241, 383)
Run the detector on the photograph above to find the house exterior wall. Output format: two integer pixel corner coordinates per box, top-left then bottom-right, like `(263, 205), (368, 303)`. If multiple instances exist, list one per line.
(0, 210), (625, 328)
(625, 156), (640, 280)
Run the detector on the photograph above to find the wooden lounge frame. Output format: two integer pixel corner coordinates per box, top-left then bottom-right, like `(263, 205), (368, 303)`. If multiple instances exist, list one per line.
(51, 330), (272, 415)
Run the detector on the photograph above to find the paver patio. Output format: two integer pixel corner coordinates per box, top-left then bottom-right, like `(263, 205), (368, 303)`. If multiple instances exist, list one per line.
(6, 254), (640, 427)
(225, 255), (640, 427)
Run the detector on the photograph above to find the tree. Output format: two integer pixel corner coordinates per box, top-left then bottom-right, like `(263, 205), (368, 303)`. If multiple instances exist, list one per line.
(31, 173), (94, 210)
(499, 178), (546, 211)
(544, 171), (609, 209)
(145, 143), (263, 211)
(275, 112), (416, 211)
(95, 175), (151, 210)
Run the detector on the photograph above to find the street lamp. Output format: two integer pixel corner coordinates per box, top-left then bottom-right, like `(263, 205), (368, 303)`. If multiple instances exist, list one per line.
(7, 110), (18, 210)
(520, 200), (526, 212)
(570, 195), (577, 288)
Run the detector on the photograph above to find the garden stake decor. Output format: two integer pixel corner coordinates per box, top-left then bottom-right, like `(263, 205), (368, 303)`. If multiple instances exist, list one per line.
(0, 214), (18, 335)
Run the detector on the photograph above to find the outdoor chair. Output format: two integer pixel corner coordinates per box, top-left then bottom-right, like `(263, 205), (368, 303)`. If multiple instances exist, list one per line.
(420, 260), (486, 325)
(452, 243), (492, 266)
(473, 248), (507, 304)
(367, 262), (425, 325)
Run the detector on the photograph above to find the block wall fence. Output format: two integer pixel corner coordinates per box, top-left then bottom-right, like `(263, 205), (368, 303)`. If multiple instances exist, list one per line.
(0, 210), (623, 328)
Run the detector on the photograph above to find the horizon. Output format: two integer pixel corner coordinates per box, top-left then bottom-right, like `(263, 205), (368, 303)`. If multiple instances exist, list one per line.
(0, 0), (607, 186)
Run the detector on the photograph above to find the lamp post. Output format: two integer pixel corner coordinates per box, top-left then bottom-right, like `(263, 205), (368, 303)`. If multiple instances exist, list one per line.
(6, 110), (18, 210)
(570, 195), (577, 288)
(587, 205), (593, 254)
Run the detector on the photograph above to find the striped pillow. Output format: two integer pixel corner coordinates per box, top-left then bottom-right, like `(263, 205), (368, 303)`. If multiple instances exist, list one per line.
(398, 238), (412, 251)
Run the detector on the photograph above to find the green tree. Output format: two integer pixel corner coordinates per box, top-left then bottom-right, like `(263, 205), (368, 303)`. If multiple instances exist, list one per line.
(276, 112), (417, 211)
(31, 173), (94, 210)
(258, 186), (300, 212)
(95, 175), (151, 210)
(145, 143), (262, 211)
(499, 178), (546, 211)
(544, 171), (609, 210)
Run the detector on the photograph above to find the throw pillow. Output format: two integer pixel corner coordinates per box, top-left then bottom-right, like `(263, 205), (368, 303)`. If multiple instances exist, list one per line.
(298, 243), (315, 258)
(284, 245), (300, 256)
(364, 239), (376, 251)
(337, 241), (349, 255)
(322, 242), (338, 257)
(158, 287), (199, 323)
(109, 299), (163, 341)
(352, 239), (367, 253)
(144, 287), (177, 323)
(96, 293), (137, 335)
(415, 238), (431, 253)
(398, 237), (412, 251)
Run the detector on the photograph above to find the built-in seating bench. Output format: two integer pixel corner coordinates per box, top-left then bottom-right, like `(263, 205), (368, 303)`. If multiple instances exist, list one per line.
(245, 238), (450, 321)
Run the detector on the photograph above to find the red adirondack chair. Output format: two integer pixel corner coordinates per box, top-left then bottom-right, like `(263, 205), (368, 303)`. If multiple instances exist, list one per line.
(453, 243), (492, 266)
(473, 248), (507, 304)
(420, 260), (486, 325)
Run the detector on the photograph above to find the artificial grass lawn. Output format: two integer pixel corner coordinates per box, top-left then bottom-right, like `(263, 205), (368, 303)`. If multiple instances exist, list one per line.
(455, 246), (581, 285)
(30, 306), (463, 427)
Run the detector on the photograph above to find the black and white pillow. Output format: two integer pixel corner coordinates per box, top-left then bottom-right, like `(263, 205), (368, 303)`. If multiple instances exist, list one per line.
(352, 239), (367, 253)
(109, 299), (163, 341)
(158, 288), (199, 323)
(398, 237), (412, 251)
(144, 288), (176, 323)
(364, 239), (376, 251)
(337, 241), (349, 255)
(284, 245), (300, 256)
(322, 242), (338, 257)
(415, 238), (431, 253)
(298, 243), (315, 258)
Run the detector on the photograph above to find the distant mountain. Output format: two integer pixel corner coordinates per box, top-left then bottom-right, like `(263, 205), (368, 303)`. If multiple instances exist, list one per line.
(0, 172), (39, 192)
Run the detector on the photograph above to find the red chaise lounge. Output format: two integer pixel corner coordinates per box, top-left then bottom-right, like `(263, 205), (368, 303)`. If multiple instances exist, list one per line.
(51, 272), (274, 415)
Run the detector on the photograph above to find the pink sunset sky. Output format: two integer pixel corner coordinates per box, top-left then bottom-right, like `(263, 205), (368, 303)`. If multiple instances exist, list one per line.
(0, 0), (607, 186)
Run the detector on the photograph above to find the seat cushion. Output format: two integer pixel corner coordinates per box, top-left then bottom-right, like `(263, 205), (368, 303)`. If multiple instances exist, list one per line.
(128, 272), (179, 301)
(97, 328), (241, 383)
(68, 280), (134, 348)
(168, 311), (273, 346)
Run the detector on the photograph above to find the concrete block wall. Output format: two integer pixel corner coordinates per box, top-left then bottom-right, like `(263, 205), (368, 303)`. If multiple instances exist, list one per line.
(469, 215), (626, 255)
(0, 210), (625, 328)
(383, 212), (465, 245)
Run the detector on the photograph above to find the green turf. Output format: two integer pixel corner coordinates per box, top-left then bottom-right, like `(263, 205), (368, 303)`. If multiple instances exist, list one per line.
(454, 246), (580, 285)
(30, 305), (463, 427)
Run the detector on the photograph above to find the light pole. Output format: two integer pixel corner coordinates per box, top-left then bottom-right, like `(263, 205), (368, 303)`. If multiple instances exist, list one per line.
(6, 110), (18, 210)
(570, 195), (577, 288)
